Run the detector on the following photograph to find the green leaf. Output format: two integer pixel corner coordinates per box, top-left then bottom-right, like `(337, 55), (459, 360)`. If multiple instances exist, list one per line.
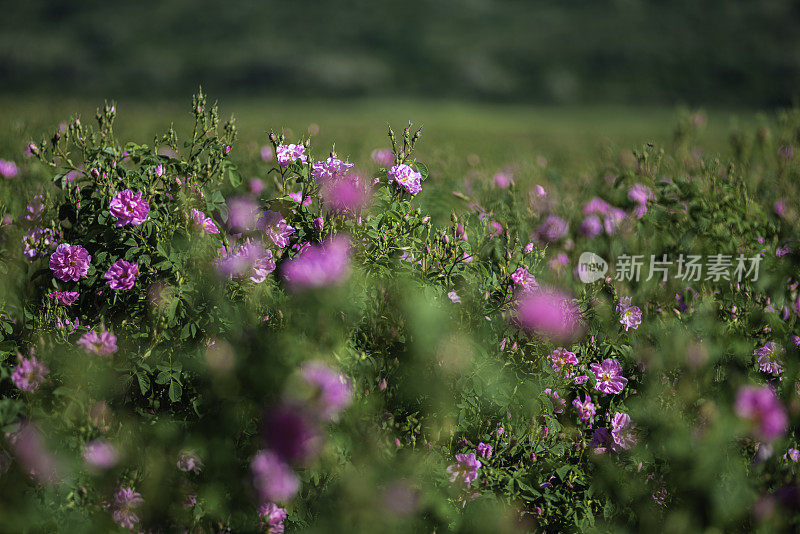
(227, 166), (242, 187)
(137, 373), (150, 395)
(414, 161), (429, 181)
(169, 380), (182, 402)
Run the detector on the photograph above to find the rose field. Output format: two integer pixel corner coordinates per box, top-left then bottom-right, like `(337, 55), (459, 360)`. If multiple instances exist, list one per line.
(0, 93), (799, 533)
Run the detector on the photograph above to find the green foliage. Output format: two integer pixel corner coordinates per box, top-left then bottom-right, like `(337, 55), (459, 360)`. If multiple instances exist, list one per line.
(0, 96), (798, 532)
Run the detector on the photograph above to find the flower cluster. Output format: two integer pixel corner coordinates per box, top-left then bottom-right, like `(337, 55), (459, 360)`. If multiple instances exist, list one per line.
(276, 144), (307, 167)
(257, 211), (296, 248)
(216, 240), (276, 283)
(754, 342), (783, 375)
(22, 227), (58, 260)
(446, 452), (482, 486)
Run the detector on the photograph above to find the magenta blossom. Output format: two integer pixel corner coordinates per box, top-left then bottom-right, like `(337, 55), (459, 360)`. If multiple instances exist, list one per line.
(617, 297), (642, 331)
(48, 291), (79, 305)
(0, 159), (19, 178)
(109, 190), (149, 226)
(755, 342), (784, 375)
(604, 208), (627, 235)
(77, 329), (118, 355)
(276, 144), (307, 167)
(216, 240), (276, 283)
(104, 259), (139, 290)
(573, 395), (596, 425)
(11, 356), (49, 392)
(190, 208), (220, 234)
(493, 172), (513, 189)
(261, 146), (274, 162)
(49, 243), (91, 281)
(476, 442), (493, 458)
(388, 164), (422, 195)
(549, 347), (578, 372)
(263, 405), (322, 463)
(282, 236), (350, 290)
(311, 156), (354, 183)
(628, 183), (654, 205)
(24, 195), (45, 221)
(446, 452), (482, 486)
(83, 440), (119, 469)
(544, 388), (566, 414)
(580, 215), (603, 238)
(22, 227), (58, 260)
(611, 412), (637, 450)
(258, 211), (296, 248)
(301, 361), (352, 420)
(371, 148), (394, 166)
(321, 174), (372, 215)
(251, 450), (300, 503)
(112, 487), (144, 530)
(514, 288), (582, 342)
(590, 358), (628, 394)
(584, 197), (611, 215)
(287, 190), (312, 206)
(536, 216), (569, 243)
(9, 422), (59, 484)
(227, 196), (260, 231)
(177, 451), (203, 474)
(735, 385), (788, 441)
(259, 502), (288, 534)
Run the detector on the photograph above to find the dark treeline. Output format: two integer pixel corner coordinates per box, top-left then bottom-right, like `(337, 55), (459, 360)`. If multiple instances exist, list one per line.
(1, 0), (798, 106)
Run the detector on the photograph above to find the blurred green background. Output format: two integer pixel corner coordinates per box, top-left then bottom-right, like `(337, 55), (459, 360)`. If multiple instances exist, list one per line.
(0, 0), (792, 169)
(2, 0), (799, 106)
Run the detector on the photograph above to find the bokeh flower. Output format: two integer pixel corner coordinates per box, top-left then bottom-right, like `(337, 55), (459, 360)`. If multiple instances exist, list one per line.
(611, 412), (637, 450)
(112, 487), (144, 531)
(11, 355), (49, 392)
(735, 385), (787, 442)
(301, 361), (352, 421)
(251, 450), (300, 503)
(282, 236), (350, 290)
(83, 440), (119, 469)
(77, 329), (118, 355)
(514, 287), (582, 342)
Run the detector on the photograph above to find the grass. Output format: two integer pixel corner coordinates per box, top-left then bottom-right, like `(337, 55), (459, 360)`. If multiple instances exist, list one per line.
(1, 97), (768, 170)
